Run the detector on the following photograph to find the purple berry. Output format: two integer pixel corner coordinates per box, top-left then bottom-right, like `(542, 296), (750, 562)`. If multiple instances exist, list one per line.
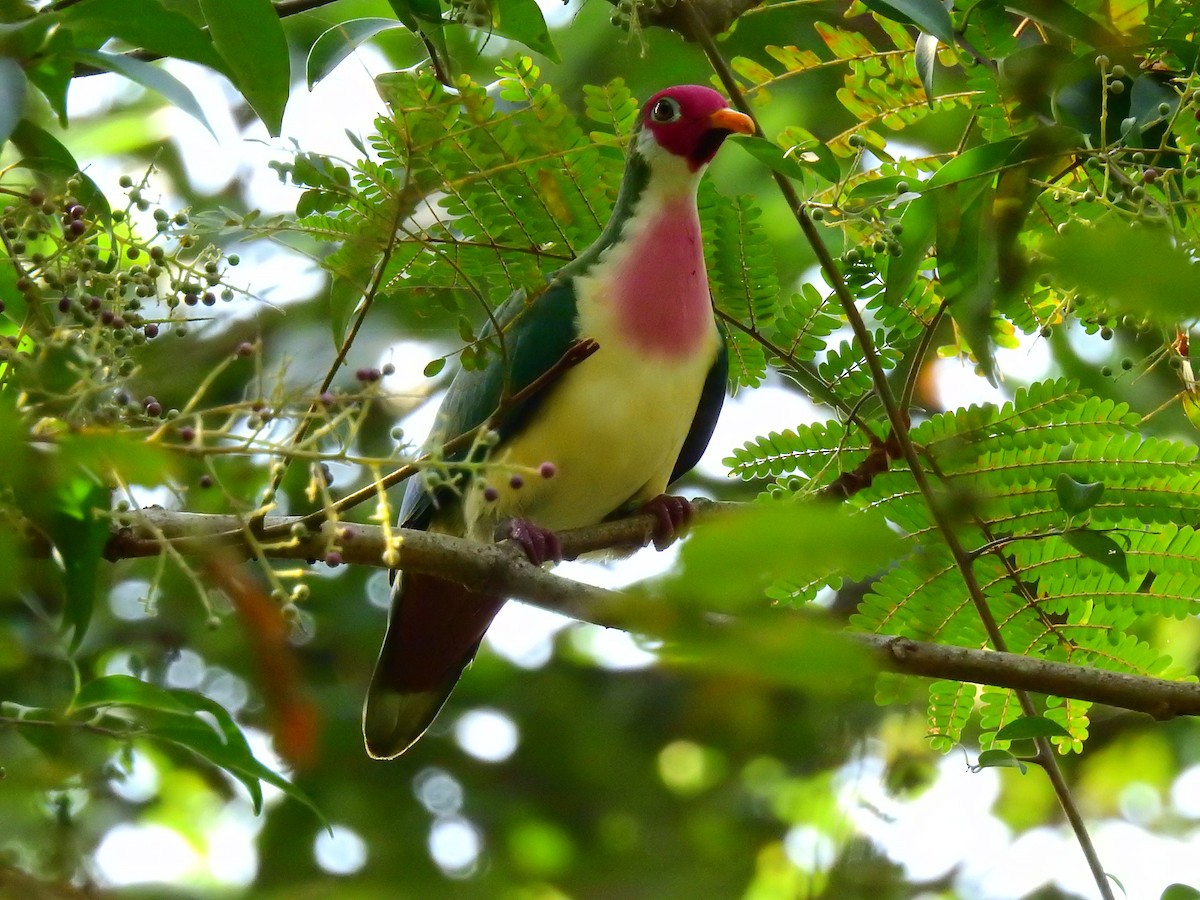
(483, 486), (500, 502)
(236, 341), (253, 358)
(325, 551), (343, 567)
(509, 474), (524, 490)
(198, 474), (214, 489)
(144, 323), (159, 339)
(539, 462), (557, 479)
(178, 425), (196, 442)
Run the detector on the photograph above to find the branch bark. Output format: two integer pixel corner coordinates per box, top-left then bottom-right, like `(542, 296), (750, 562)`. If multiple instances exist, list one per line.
(102, 504), (1200, 721)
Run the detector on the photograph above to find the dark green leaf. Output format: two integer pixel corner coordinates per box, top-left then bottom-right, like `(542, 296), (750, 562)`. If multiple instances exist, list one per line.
(859, 0), (954, 46)
(199, 0), (291, 136)
(1055, 473), (1104, 516)
(10, 119), (112, 226)
(306, 18), (406, 90)
(488, 0), (558, 62)
(58, 432), (174, 485)
(732, 134), (839, 185)
(73, 48), (216, 137)
(149, 690), (321, 817)
(61, 0), (225, 71)
(0, 57), (26, 147)
(1062, 528), (1129, 580)
(994, 715), (1072, 741)
(49, 477), (110, 652)
(975, 749), (1028, 773)
(75, 677), (320, 817)
(73, 674), (194, 715)
(328, 277), (362, 347)
(388, 0), (444, 25)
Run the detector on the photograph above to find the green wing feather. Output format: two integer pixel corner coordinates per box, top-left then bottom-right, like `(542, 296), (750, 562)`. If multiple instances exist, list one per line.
(401, 277), (581, 528)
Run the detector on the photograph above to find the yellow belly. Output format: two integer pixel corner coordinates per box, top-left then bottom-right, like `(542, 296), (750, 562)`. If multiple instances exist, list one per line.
(462, 335), (717, 540)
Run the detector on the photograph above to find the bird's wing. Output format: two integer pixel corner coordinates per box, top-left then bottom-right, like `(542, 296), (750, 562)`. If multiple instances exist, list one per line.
(669, 325), (728, 485)
(400, 276), (582, 529)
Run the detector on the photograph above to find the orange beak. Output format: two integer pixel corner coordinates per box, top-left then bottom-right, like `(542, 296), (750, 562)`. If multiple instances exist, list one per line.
(708, 107), (755, 135)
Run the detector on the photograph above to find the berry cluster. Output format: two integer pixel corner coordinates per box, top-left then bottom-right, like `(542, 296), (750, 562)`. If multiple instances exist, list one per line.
(0, 175), (247, 425)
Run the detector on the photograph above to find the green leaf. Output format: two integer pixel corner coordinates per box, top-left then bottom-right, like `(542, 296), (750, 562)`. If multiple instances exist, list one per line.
(25, 54), (74, 125)
(73, 674), (194, 714)
(884, 139), (1021, 307)
(488, 0), (558, 63)
(1162, 885), (1200, 900)
(60, 0), (225, 72)
(975, 748), (1028, 773)
(1043, 221), (1200, 324)
(306, 18), (406, 90)
(423, 356), (447, 377)
(859, 0), (955, 47)
(664, 616), (876, 697)
(73, 48), (216, 137)
(668, 505), (904, 609)
(0, 16), (60, 58)
(994, 715), (1072, 741)
(731, 134), (839, 185)
(73, 676), (321, 818)
(1061, 528), (1129, 580)
(49, 476), (110, 652)
(199, 0), (291, 136)
(0, 57), (26, 147)
(935, 181), (999, 383)
(1055, 473), (1104, 515)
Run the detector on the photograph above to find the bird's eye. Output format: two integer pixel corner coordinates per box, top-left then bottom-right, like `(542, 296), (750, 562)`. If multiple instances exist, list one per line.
(650, 97), (681, 123)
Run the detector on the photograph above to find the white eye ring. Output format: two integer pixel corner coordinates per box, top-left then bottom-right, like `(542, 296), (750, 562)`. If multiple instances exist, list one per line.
(650, 97), (681, 123)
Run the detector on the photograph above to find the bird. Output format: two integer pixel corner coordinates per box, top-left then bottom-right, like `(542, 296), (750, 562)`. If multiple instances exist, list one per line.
(362, 85), (755, 759)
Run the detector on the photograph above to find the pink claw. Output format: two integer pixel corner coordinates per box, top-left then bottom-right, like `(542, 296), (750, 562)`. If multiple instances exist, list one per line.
(504, 518), (563, 566)
(642, 494), (693, 551)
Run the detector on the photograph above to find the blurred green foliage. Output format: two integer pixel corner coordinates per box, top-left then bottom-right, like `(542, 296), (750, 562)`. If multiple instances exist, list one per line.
(2, 0), (1200, 898)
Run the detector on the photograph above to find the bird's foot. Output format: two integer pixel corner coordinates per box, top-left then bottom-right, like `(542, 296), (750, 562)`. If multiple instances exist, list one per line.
(503, 518), (563, 566)
(642, 494), (693, 551)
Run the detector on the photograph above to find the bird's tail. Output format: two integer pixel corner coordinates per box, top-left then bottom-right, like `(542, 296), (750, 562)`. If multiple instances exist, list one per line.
(362, 571), (504, 759)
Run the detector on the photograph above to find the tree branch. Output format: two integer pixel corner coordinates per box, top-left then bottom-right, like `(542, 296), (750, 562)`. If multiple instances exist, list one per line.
(101, 504), (1200, 721)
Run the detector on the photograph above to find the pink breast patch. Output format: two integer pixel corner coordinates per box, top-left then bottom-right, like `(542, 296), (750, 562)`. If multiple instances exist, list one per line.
(612, 198), (713, 356)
